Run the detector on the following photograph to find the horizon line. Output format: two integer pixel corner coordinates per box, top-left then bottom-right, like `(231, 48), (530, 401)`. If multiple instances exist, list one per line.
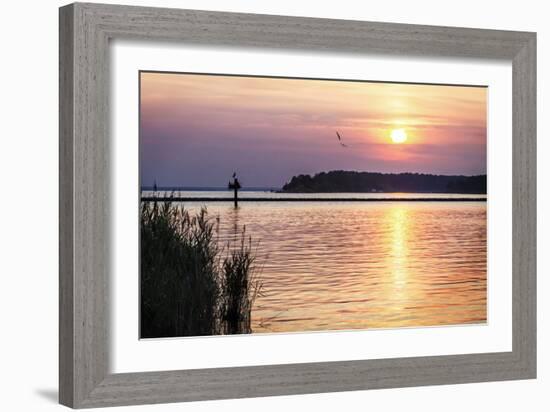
(141, 171), (487, 190)
(140, 196), (487, 202)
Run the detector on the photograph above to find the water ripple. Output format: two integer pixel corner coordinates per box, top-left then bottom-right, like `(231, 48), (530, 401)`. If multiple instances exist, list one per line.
(182, 200), (487, 333)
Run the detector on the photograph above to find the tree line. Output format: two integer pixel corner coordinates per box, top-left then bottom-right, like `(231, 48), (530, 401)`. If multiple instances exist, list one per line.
(281, 171), (487, 194)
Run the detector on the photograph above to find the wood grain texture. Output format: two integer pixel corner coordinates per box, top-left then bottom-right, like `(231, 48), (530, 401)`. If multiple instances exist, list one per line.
(59, 4), (74, 407)
(512, 34), (537, 374)
(59, 2), (537, 408)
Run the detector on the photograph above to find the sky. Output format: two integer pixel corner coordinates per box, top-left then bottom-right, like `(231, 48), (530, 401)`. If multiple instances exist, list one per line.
(140, 72), (486, 189)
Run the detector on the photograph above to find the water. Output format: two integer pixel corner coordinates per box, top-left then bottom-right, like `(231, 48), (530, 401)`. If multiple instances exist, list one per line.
(142, 190), (487, 200)
(167, 192), (487, 334)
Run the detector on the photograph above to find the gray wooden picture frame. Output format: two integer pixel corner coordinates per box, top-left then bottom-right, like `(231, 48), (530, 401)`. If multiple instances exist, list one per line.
(59, 2), (536, 408)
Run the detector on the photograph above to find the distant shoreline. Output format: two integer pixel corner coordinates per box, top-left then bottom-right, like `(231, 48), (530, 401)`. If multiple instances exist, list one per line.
(140, 196), (486, 202)
(282, 171), (487, 195)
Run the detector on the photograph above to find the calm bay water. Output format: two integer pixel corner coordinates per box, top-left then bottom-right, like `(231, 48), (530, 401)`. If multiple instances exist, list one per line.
(169, 191), (487, 334)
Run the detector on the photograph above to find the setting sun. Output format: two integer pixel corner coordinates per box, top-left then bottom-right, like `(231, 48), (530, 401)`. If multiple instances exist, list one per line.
(390, 128), (408, 144)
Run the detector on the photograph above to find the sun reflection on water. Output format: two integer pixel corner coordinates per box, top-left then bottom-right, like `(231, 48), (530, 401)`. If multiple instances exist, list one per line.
(183, 200), (487, 333)
(389, 206), (409, 288)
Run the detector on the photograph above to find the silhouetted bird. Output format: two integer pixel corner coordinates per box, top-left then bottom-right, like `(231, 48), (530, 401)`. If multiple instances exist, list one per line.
(232, 172), (237, 178)
(336, 131), (348, 148)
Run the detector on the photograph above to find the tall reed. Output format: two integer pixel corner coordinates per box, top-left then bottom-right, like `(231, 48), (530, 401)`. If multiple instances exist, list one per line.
(140, 200), (262, 338)
(220, 230), (262, 334)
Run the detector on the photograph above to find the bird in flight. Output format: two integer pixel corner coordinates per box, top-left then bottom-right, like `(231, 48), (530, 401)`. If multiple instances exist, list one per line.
(336, 131), (348, 148)
(232, 171), (237, 178)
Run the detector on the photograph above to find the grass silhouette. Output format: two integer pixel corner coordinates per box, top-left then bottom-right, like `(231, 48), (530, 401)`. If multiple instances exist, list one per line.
(140, 200), (262, 338)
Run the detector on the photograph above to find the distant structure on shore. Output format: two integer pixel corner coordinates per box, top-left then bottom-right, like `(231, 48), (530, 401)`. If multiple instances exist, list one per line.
(282, 170), (487, 194)
(228, 172), (242, 207)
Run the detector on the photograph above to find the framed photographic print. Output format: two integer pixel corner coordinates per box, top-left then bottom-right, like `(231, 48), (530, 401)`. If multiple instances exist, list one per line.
(59, 2), (536, 408)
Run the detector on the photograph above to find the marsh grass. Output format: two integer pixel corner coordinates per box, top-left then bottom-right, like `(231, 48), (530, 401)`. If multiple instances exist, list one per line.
(140, 200), (263, 338)
(220, 230), (263, 334)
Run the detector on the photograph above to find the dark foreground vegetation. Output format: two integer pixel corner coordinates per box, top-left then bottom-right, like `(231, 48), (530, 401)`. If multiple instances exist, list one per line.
(140, 201), (262, 338)
(282, 171), (487, 194)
